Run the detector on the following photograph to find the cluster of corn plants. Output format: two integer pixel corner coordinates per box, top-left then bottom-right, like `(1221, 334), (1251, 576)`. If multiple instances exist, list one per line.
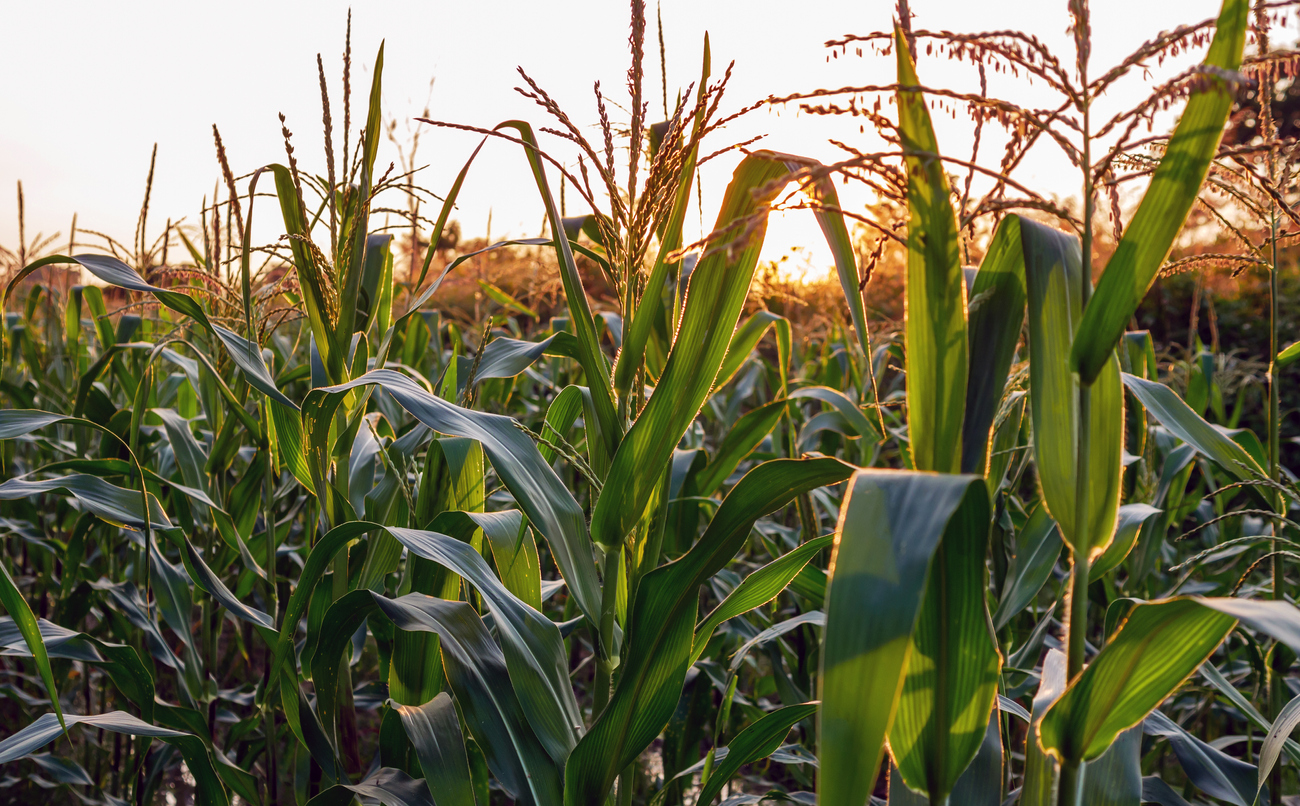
(5, 1), (1300, 805)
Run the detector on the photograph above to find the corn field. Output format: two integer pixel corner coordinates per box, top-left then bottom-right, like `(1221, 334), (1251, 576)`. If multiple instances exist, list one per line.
(5, 1), (1300, 805)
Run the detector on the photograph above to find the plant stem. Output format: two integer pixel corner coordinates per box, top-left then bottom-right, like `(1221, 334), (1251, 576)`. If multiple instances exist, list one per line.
(1269, 128), (1285, 806)
(1058, 760), (1085, 806)
(1258, 3), (1285, 799)
(263, 431), (278, 806)
(1061, 22), (1094, 805)
(593, 545), (622, 718)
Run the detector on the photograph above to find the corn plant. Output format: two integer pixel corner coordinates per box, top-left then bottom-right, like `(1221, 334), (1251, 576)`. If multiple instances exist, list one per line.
(4, 2), (1300, 806)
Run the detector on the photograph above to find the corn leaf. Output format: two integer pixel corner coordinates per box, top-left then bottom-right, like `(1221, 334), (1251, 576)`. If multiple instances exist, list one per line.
(962, 216), (1029, 475)
(566, 457), (853, 806)
(818, 469), (989, 806)
(393, 693), (476, 806)
(1121, 373), (1266, 480)
(896, 27), (967, 474)
(1023, 216), (1123, 557)
(590, 153), (801, 548)
(889, 475), (1000, 801)
(696, 398), (788, 497)
(303, 369), (602, 626)
(992, 502), (1062, 630)
(0, 711), (228, 806)
(1072, 0), (1250, 383)
(1039, 597), (1300, 763)
(696, 702), (818, 806)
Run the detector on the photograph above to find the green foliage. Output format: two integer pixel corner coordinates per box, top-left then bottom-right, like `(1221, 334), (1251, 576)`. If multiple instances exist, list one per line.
(3, 3), (1299, 806)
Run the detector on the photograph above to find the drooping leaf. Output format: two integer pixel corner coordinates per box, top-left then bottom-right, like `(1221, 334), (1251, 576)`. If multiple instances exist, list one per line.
(372, 593), (563, 806)
(818, 469), (990, 806)
(1039, 597), (1300, 763)
(696, 398), (788, 496)
(1090, 504), (1162, 580)
(393, 693), (476, 806)
(303, 369), (602, 627)
(691, 535), (834, 666)
(0, 711), (228, 806)
(695, 703), (818, 806)
(1122, 373), (1266, 481)
(307, 766), (435, 806)
(1144, 709), (1255, 806)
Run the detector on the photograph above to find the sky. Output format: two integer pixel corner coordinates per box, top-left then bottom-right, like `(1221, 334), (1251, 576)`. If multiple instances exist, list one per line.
(0, 0), (1245, 280)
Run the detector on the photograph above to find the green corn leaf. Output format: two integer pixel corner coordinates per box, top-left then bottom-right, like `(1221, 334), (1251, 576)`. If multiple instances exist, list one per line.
(168, 530), (275, 638)
(474, 510), (543, 611)
(0, 408), (68, 438)
(1141, 777), (1195, 806)
(696, 702), (818, 806)
(270, 165), (342, 380)
(303, 369), (602, 627)
(819, 469), (990, 806)
(373, 593), (563, 806)
(1080, 726), (1143, 806)
(889, 476), (1000, 802)
(1200, 662), (1300, 765)
(1023, 215), (1123, 557)
(696, 398), (788, 497)
(0, 616), (155, 721)
(565, 457), (852, 806)
(1258, 693), (1300, 798)
(590, 153), (804, 548)
(1121, 373), (1266, 480)
(385, 526), (580, 763)
(269, 399), (314, 491)
(478, 279), (539, 320)
(1144, 709), (1255, 806)
(690, 534), (834, 666)
(468, 332), (581, 384)
(1090, 504), (1162, 580)
(728, 611), (824, 675)
(962, 216), (1029, 475)
(267, 521), (374, 693)
(312, 590), (383, 755)
(0, 474), (170, 531)
(715, 311), (792, 395)
(1072, 0), (1250, 383)
(9, 254), (293, 412)
(0, 566), (66, 739)
(790, 386), (878, 442)
(393, 693), (477, 806)
(896, 27), (967, 474)
(1277, 340), (1300, 368)
(886, 713), (1005, 806)
(538, 384), (612, 479)
(0, 711), (228, 806)
(992, 502), (1062, 630)
(307, 767), (435, 806)
(1039, 598), (1232, 763)
(1039, 597), (1300, 764)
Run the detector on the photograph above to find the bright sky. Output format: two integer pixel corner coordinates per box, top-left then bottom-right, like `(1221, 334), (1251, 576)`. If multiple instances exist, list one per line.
(0, 0), (1246, 282)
